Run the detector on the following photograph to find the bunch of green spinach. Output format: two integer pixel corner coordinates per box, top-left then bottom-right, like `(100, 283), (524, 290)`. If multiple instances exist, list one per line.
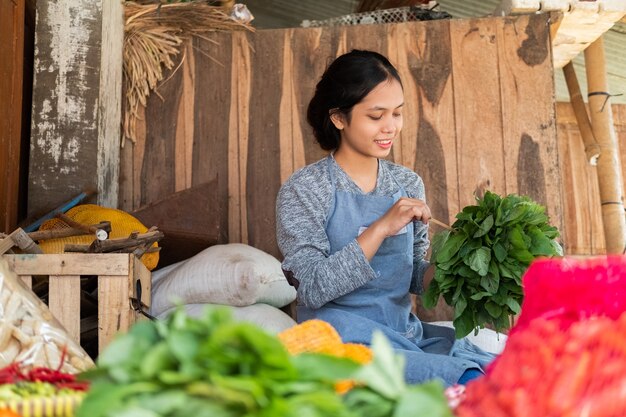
(423, 191), (562, 338)
(76, 307), (452, 417)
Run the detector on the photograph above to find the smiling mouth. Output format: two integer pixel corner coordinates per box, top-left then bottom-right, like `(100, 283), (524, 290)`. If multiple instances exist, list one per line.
(375, 139), (392, 146)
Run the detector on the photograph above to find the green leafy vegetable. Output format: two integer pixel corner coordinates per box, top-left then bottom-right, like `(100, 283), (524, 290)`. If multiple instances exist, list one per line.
(77, 308), (452, 417)
(423, 191), (562, 338)
(344, 332), (453, 417)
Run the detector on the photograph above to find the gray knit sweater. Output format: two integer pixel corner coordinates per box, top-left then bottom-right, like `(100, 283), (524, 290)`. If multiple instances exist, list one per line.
(276, 155), (430, 309)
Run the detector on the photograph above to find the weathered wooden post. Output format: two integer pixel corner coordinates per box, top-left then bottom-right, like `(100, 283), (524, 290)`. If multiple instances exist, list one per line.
(28, 0), (123, 217)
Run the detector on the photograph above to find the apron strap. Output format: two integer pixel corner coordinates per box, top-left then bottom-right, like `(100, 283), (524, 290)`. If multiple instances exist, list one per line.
(325, 156), (337, 229)
(327, 154), (338, 188)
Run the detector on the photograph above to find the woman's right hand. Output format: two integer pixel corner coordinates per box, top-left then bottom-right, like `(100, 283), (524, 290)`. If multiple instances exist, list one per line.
(376, 197), (432, 237)
(357, 197), (431, 260)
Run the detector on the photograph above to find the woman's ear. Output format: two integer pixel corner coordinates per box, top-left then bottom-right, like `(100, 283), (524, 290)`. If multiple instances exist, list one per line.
(329, 111), (344, 130)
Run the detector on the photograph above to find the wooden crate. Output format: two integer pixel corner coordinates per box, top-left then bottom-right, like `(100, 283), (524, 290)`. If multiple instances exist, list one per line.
(2, 253), (151, 354)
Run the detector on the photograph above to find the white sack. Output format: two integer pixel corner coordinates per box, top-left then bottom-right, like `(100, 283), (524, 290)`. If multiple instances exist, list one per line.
(150, 243), (296, 316)
(157, 303), (297, 334)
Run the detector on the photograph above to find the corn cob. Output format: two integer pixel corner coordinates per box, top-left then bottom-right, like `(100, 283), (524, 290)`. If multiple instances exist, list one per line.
(278, 320), (376, 395)
(342, 343), (373, 365)
(334, 343), (374, 394)
(278, 319), (344, 356)
(334, 380), (357, 395)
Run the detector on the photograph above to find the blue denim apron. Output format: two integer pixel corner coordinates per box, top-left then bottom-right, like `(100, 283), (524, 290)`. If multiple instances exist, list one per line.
(297, 158), (489, 386)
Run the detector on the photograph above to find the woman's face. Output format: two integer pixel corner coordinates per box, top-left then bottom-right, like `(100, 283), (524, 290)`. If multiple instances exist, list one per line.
(332, 78), (404, 160)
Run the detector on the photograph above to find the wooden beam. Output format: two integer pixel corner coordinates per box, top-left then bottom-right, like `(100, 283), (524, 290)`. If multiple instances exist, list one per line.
(584, 36), (626, 254)
(0, 228), (43, 255)
(4, 253), (131, 275)
(0, 0), (25, 232)
(28, 0), (123, 218)
(97, 0), (124, 208)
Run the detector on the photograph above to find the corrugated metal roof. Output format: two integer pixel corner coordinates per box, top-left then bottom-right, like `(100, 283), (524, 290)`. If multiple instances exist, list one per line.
(554, 27), (625, 105)
(244, 0), (358, 28)
(438, 0), (496, 17)
(244, 0), (625, 103)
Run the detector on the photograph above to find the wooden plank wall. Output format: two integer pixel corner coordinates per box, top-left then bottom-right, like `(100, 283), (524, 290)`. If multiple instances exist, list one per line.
(0, 0), (25, 232)
(556, 102), (626, 255)
(120, 14), (563, 261)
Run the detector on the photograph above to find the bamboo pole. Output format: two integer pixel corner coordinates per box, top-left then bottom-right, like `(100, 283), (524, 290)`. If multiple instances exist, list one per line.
(562, 62), (601, 165)
(583, 37), (626, 254)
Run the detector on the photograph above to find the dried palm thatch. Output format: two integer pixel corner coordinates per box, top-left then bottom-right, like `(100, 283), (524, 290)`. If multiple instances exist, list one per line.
(123, 1), (253, 145)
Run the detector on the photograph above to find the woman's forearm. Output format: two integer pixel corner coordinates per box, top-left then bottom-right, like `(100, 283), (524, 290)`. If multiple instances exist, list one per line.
(356, 221), (387, 260)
